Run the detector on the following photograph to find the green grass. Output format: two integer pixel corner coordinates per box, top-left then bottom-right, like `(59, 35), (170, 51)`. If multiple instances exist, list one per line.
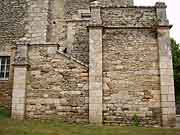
(0, 106), (10, 120)
(0, 119), (180, 135)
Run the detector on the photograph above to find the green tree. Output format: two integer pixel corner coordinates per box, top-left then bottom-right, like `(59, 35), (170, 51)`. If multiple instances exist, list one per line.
(171, 39), (180, 103)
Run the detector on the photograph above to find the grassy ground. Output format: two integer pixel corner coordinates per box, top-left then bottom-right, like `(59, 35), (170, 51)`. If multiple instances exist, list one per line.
(0, 119), (180, 135)
(0, 106), (10, 119)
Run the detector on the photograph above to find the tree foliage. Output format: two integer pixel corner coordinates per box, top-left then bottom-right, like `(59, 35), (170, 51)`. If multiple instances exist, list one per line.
(171, 39), (180, 103)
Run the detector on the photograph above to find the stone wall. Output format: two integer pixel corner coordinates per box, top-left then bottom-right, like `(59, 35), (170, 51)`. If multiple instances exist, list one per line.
(98, 0), (133, 6)
(0, 0), (26, 45)
(47, 0), (65, 44)
(0, 0), (175, 127)
(103, 29), (161, 126)
(24, 0), (49, 42)
(0, 46), (14, 109)
(64, 0), (90, 19)
(0, 0), (26, 109)
(67, 21), (89, 64)
(0, 76), (12, 109)
(26, 45), (89, 122)
(101, 8), (156, 27)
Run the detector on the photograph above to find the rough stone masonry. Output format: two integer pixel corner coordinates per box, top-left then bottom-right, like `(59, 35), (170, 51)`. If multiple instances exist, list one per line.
(0, 0), (176, 127)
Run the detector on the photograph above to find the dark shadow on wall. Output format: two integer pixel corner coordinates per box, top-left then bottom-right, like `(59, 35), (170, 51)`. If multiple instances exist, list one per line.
(171, 39), (180, 114)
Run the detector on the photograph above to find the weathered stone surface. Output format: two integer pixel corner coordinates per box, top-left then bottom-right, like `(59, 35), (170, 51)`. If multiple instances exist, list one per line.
(98, 0), (133, 7)
(0, 81), (12, 109)
(64, 0), (90, 19)
(47, 0), (65, 44)
(0, 0), (176, 128)
(26, 46), (89, 122)
(158, 28), (176, 127)
(12, 67), (27, 119)
(0, 0), (26, 45)
(24, 0), (49, 42)
(0, 0), (26, 109)
(67, 21), (89, 64)
(102, 8), (157, 27)
(103, 29), (161, 126)
(89, 27), (103, 124)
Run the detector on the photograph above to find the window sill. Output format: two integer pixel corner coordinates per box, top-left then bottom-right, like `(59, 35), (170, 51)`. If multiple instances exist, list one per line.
(0, 79), (9, 81)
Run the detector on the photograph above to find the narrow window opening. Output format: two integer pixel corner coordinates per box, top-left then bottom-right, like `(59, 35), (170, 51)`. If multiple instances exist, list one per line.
(0, 56), (10, 80)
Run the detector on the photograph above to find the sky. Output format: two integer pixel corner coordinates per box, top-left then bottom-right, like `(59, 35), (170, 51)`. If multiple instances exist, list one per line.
(134, 0), (180, 43)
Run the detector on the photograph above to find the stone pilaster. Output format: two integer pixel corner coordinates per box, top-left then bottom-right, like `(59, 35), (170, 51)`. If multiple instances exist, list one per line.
(89, 1), (103, 124)
(156, 2), (176, 127)
(11, 40), (29, 120)
(66, 22), (76, 54)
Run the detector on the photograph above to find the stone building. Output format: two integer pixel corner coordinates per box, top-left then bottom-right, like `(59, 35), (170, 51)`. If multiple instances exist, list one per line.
(0, 0), (176, 127)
